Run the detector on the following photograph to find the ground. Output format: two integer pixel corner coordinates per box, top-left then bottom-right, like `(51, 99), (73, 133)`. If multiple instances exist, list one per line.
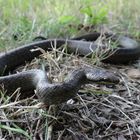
(0, 0), (140, 140)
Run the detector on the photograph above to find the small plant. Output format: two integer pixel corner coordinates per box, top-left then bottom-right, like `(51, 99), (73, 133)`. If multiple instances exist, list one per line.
(80, 0), (108, 25)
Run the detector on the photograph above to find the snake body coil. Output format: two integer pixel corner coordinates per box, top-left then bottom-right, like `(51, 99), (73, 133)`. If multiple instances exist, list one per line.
(0, 33), (139, 105)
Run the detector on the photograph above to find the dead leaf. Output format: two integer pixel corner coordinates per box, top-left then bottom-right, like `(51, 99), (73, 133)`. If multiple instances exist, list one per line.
(127, 68), (140, 79)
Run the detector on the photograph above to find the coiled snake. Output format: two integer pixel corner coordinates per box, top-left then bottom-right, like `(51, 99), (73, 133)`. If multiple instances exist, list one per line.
(0, 32), (140, 105)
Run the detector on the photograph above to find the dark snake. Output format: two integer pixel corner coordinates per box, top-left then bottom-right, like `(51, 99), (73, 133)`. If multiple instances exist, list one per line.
(0, 32), (140, 105)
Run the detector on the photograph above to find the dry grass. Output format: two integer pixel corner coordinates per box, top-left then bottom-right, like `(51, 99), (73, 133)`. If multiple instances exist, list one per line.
(0, 42), (140, 139)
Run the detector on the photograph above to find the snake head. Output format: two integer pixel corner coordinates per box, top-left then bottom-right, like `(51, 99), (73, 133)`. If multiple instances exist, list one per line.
(85, 68), (120, 84)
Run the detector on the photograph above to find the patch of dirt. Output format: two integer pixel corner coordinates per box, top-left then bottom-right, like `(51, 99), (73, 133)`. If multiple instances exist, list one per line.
(48, 63), (140, 140)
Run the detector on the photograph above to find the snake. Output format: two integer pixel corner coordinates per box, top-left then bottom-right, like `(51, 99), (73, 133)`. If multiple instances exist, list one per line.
(0, 32), (140, 105)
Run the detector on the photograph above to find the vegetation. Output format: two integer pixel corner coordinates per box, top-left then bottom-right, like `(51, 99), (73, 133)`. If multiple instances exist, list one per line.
(0, 0), (140, 139)
(0, 0), (140, 49)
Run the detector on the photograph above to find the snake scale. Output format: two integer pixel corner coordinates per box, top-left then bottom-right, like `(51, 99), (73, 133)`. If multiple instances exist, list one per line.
(0, 32), (140, 105)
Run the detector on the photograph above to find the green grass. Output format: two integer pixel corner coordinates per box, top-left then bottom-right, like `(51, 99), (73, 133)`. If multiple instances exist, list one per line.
(0, 0), (139, 50)
(107, 0), (140, 36)
(0, 124), (32, 140)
